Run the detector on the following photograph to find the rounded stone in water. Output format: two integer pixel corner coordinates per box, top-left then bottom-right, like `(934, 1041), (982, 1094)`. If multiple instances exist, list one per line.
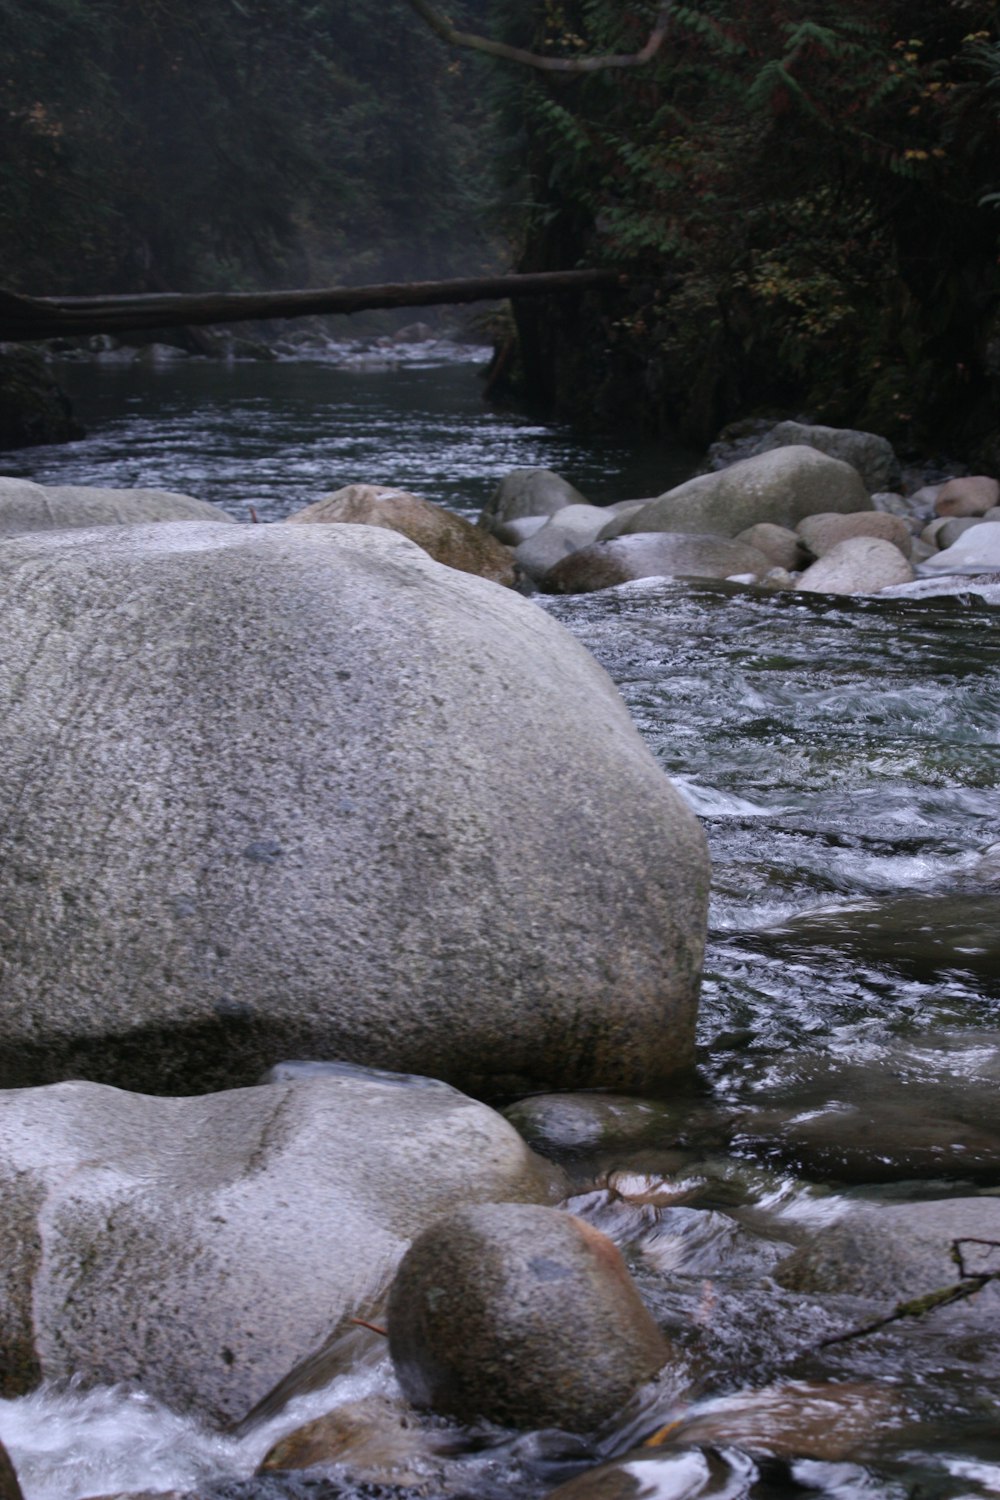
(387, 1203), (671, 1432)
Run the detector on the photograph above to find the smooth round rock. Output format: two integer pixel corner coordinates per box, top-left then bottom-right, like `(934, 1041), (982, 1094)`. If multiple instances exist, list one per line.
(0, 522), (707, 1097)
(733, 522), (805, 570)
(285, 482), (516, 587)
(919, 521), (1000, 574)
(503, 1092), (680, 1157)
(0, 1075), (563, 1425)
(612, 447), (870, 540)
(796, 536), (914, 594)
(478, 468), (589, 535)
(0, 476), (232, 536)
(387, 1203), (670, 1431)
(514, 504), (614, 582)
(935, 515), (991, 551)
(934, 476), (1000, 517)
(542, 533), (773, 593)
(753, 421), (901, 493)
(796, 510), (912, 560)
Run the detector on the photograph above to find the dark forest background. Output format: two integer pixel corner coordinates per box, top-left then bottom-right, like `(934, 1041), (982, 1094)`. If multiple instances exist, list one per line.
(3, 0), (1000, 459)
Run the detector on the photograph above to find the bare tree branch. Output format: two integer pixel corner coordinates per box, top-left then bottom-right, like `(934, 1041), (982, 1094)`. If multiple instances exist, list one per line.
(402, 0), (674, 74)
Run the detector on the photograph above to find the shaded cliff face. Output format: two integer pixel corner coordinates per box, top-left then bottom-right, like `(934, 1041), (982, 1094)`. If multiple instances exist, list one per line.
(0, 346), (83, 452)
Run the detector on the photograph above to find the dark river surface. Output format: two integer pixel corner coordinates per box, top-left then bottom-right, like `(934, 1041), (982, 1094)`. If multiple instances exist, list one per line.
(2, 348), (1000, 1499)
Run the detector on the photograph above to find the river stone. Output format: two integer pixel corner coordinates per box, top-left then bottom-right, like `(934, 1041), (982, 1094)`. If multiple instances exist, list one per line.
(478, 468), (588, 535)
(936, 515), (990, 551)
(503, 1093), (681, 1158)
(733, 523), (804, 570)
(387, 1204), (670, 1431)
(934, 475), (1000, 517)
(258, 1393), (452, 1484)
(919, 521), (1000, 574)
(514, 504), (615, 582)
(541, 534), (773, 593)
(796, 510), (912, 560)
(0, 1075), (563, 1424)
(493, 513), (549, 546)
(607, 448), (870, 541)
(285, 482), (516, 587)
(920, 516), (951, 547)
(0, 521), (707, 1097)
(795, 536), (914, 594)
(0, 476), (233, 536)
(0, 344), (84, 451)
(753, 421), (901, 493)
(774, 1198), (1000, 1303)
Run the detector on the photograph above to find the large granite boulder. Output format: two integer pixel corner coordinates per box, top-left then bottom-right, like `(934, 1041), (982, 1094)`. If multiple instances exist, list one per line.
(0, 1074), (563, 1425)
(542, 533), (773, 593)
(753, 421), (901, 494)
(387, 1204), (669, 1431)
(604, 447), (870, 541)
(0, 476), (232, 535)
(285, 483), (516, 588)
(0, 522), (708, 1098)
(478, 468), (588, 536)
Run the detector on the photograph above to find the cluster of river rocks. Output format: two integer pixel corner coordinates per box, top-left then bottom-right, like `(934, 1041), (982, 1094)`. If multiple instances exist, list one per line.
(0, 421), (997, 1497)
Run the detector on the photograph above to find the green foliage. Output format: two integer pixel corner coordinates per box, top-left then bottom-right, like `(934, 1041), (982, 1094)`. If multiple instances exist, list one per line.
(500, 0), (1000, 449)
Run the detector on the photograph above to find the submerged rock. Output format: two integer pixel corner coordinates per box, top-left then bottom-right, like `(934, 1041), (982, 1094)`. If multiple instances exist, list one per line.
(0, 522), (707, 1097)
(605, 447), (870, 540)
(258, 1393), (456, 1484)
(774, 1197), (1000, 1303)
(388, 1204), (670, 1432)
(0, 1075), (563, 1425)
(542, 533), (772, 593)
(0, 476), (232, 535)
(503, 1093), (682, 1158)
(285, 482), (516, 587)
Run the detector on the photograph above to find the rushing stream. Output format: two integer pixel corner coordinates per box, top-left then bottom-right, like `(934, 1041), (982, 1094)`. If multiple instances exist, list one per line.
(3, 344), (1000, 1498)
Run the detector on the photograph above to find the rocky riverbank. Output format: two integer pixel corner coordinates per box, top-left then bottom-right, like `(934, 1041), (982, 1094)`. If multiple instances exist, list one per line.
(0, 420), (998, 1499)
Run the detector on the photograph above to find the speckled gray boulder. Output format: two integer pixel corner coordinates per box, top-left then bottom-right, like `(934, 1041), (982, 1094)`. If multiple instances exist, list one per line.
(753, 422), (901, 493)
(796, 510), (912, 560)
(478, 468), (588, 536)
(514, 504), (613, 582)
(542, 533), (773, 593)
(607, 448), (870, 541)
(775, 1198), (1000, 1304)
(796, 536), (914, 594)
(0, 521), (707, 1097)
(388, 1203), (669, 1431)
(0, 476), (233, 535)
(0, 1075), (563, 1424)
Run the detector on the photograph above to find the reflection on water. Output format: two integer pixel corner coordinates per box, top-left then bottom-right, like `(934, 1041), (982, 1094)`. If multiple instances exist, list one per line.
(4, 356), (1000, 1498)
(5, 355), (699, 522)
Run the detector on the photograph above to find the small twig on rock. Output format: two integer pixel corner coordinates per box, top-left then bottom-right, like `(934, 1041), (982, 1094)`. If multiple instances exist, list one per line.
(818, 1238), (1000, 1350)
(350, 1316), (388, 1336)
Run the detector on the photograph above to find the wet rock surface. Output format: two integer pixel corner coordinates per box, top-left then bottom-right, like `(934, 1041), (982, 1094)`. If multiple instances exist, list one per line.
(388, 1204), (671, 1432)
(0, 1075), (563, 1425)
(0, 475), (233, 534)
(542, 533), (772, 592)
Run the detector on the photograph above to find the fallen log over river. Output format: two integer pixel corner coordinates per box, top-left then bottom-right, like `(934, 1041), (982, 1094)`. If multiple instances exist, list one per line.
(0, 269), (620, 342)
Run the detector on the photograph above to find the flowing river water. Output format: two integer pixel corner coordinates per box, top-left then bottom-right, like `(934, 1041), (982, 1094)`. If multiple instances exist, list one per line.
(2, 343), (1000, 1499)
